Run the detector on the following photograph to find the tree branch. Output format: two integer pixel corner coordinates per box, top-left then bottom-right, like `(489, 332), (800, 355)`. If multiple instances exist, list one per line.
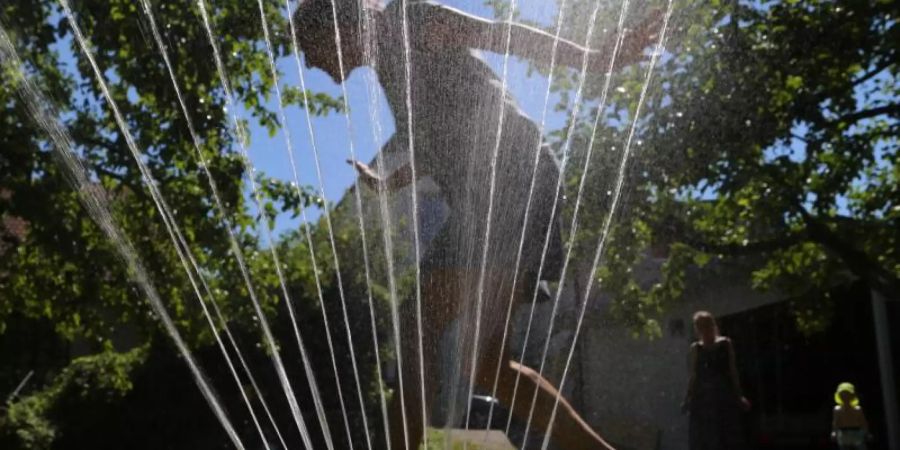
(851, 58), (895, 87)
(835, 103), (900, 125)
(799, 209), (900, 296)
(663, 214), (806, 256)
(682, 232), (806, 256)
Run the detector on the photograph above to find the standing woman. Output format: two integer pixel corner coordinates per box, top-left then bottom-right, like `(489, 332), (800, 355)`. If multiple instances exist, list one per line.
(683, 311), (751, 450)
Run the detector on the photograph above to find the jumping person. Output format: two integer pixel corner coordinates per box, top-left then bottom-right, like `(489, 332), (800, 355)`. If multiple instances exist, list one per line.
(292, 1), (660, 448)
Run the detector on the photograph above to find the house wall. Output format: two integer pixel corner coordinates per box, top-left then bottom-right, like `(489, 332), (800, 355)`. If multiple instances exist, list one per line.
(569, 258), (782, 450)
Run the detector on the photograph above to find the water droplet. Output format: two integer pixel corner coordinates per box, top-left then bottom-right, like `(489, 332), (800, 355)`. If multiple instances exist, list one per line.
(745, 119), (752, 127)
(676, 111), (684, 118)
(222, 106), (228, 113)
(199, 98), (205, 104)
(606, 190), (612, 196)
(616, 86), (626, 93)
(206, 114), (212, 120)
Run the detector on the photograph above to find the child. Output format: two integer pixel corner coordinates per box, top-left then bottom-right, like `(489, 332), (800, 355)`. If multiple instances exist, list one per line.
(832, 382), (870, 450)
(683, 311), (750, 450)
(292, 1), (660, 448)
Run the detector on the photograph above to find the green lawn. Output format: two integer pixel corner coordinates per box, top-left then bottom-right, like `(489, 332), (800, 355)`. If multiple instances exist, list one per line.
(420, 428), (515, 450)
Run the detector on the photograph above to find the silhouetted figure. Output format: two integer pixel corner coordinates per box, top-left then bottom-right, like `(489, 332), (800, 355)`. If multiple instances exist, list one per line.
(832, 382), (871, 450)
(683, 311), (750, 450)
(292, 1), (660, 448)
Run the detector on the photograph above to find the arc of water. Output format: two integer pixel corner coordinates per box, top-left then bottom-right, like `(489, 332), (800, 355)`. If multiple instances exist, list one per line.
(398, 1), (425, 446)
(510, 4), (614, 445)
(467, 0), (574, 436)
(462, 0), (520, 438)
(194, 0), (340, 447)
(286, 0), (401, 447)
(0, 22), (246, 450)
(539, 3), (675, 448)
(254, 1), (374, 448)
(137, 3), (293, 447)
(157, 197), (272, 449)
(498, 1), (636, 442)
(54, 4), (272, 446)
(513, 1), (626, 443)
(517, 2), (676, 445)
(351, 4), (400, 448)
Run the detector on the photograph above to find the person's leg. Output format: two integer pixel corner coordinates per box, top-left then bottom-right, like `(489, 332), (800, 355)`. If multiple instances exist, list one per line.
(387, 269), (463, 450)
(470, 272), (614, 450)
(471, 341), (613, 450)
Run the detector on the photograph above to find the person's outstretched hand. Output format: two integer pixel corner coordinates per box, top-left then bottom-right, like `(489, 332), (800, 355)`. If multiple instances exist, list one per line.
(347, 159), (382, 191)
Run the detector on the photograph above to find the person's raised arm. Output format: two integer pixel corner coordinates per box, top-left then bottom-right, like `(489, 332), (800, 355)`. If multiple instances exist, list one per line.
(348, 160), (416, 193)
(419, 3), (662, 72)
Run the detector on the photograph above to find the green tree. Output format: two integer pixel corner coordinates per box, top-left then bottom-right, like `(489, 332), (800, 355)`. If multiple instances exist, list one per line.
(545, 0), (898, 334)
(1, 0), (346, 447)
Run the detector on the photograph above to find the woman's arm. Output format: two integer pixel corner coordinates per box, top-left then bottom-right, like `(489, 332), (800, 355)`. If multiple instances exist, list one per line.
(726, 338), (752, 410)
(726, 339), (743, 397)
(419, 3), (661, 72)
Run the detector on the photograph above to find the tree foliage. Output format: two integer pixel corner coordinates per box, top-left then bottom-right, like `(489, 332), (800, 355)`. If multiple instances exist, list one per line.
(546, 0), (898, 334)
(0, 0), (358, 447)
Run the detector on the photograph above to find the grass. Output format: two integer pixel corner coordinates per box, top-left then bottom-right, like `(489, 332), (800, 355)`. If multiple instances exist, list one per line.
(420, 428), (514, 450)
